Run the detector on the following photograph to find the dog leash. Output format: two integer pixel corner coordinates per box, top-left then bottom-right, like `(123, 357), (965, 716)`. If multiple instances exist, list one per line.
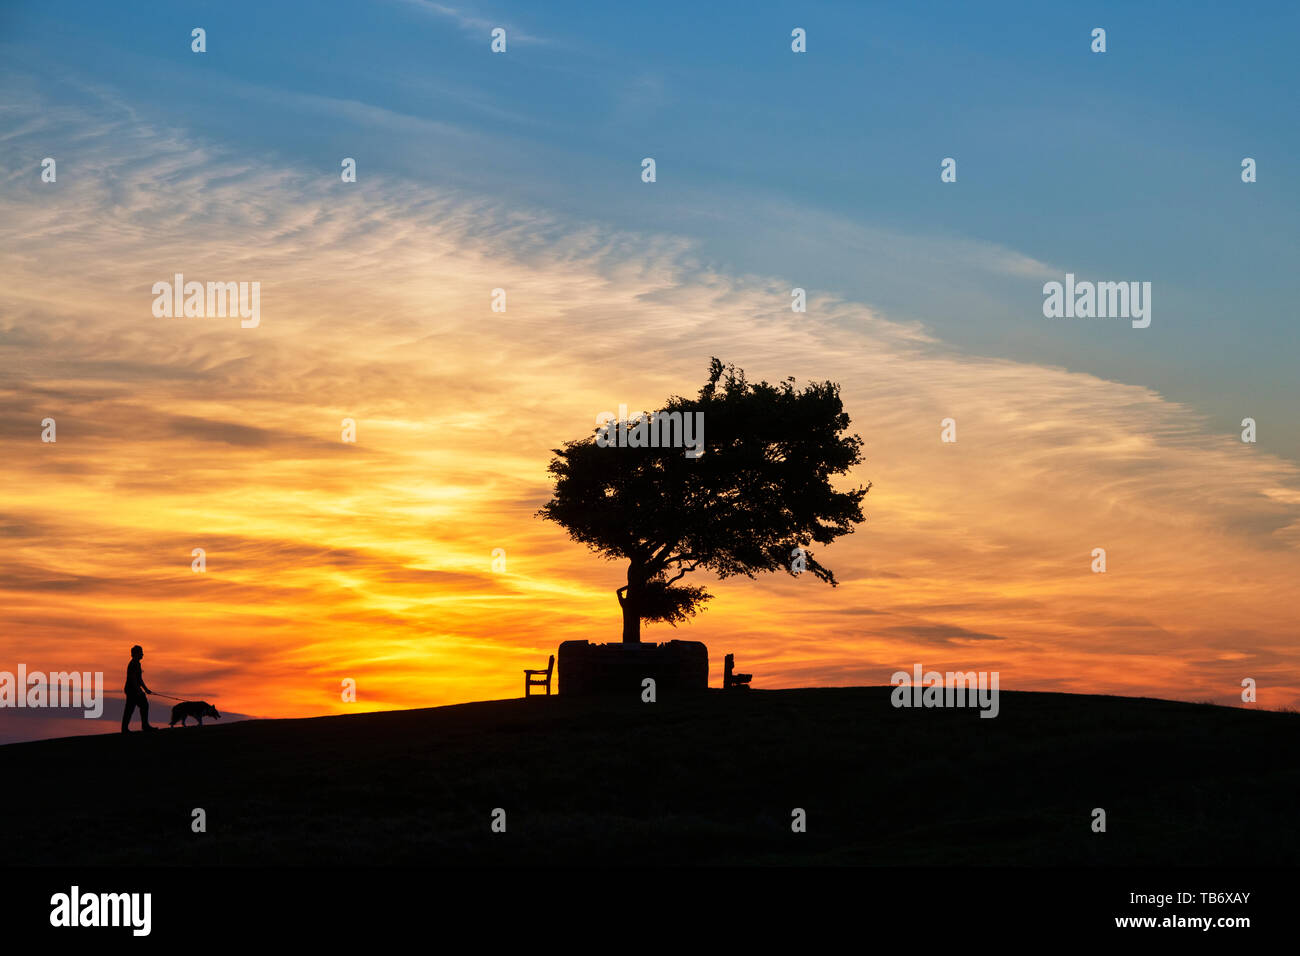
(148, 692), (189, 701)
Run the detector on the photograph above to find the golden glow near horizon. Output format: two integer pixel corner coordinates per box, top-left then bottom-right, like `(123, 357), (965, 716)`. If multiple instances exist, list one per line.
(2, 110), (1299, 727)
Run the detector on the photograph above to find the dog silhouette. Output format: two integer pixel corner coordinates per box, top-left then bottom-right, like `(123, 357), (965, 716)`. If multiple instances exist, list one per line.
(169, 701), (221, 727)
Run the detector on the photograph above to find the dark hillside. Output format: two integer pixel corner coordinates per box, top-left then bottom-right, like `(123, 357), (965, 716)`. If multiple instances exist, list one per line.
(2, 688), (1295, 865)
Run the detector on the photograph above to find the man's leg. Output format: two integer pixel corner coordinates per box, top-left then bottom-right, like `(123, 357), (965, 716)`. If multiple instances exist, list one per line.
(139, 694), (154, 730)
(121, 694), (137, 733)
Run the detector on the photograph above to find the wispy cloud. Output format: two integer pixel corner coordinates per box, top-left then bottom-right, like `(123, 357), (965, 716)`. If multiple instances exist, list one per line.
(396, 0), (549, 45)
(3, 91), (1298, 737)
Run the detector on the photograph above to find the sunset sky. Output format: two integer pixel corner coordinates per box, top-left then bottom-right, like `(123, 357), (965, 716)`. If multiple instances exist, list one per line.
(2, 1), (1298, 742)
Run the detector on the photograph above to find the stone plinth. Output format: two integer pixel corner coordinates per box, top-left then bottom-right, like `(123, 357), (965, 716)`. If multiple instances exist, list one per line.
(558, 640), (709, 697)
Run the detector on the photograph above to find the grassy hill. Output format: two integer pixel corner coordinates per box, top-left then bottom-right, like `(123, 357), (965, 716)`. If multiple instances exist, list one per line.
(2, 687), (1296, 865)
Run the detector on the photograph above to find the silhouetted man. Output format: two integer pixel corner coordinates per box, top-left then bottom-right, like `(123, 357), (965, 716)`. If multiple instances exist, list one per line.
(121, 644), (156, 733)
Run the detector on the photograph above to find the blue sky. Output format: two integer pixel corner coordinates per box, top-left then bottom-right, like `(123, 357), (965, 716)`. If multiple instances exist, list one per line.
(7, 0), (1293, 454)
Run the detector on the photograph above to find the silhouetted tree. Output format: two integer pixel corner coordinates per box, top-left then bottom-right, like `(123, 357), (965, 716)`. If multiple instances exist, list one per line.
(538, 359), (869, 643)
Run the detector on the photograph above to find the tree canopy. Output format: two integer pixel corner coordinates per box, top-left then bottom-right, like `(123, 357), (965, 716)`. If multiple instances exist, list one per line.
(537, 358), (870, 642)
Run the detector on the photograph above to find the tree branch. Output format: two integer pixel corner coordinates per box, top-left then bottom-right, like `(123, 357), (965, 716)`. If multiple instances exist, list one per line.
(662, 563), (700, 586)
(647, 539), (680, 568)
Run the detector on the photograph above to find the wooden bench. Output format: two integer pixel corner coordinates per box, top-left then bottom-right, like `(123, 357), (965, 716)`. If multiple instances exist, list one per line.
(525, 654), (554, 697)
(723, 653), (752, 690)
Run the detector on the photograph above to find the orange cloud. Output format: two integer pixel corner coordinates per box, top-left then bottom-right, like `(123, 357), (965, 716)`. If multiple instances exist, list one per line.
(2, 101), (1298, 741)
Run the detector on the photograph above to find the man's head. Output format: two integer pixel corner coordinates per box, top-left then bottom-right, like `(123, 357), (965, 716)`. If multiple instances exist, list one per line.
(130, 645), (143, 660)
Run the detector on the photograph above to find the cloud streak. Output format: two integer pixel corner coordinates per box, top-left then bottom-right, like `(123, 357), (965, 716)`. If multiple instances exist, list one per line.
(2, 92), (1298, 744)
(396, 1), (549, 45)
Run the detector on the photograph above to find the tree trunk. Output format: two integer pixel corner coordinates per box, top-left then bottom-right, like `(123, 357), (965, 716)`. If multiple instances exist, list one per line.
(619, 572), (643, 644)
(621, 596), (640, 643)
